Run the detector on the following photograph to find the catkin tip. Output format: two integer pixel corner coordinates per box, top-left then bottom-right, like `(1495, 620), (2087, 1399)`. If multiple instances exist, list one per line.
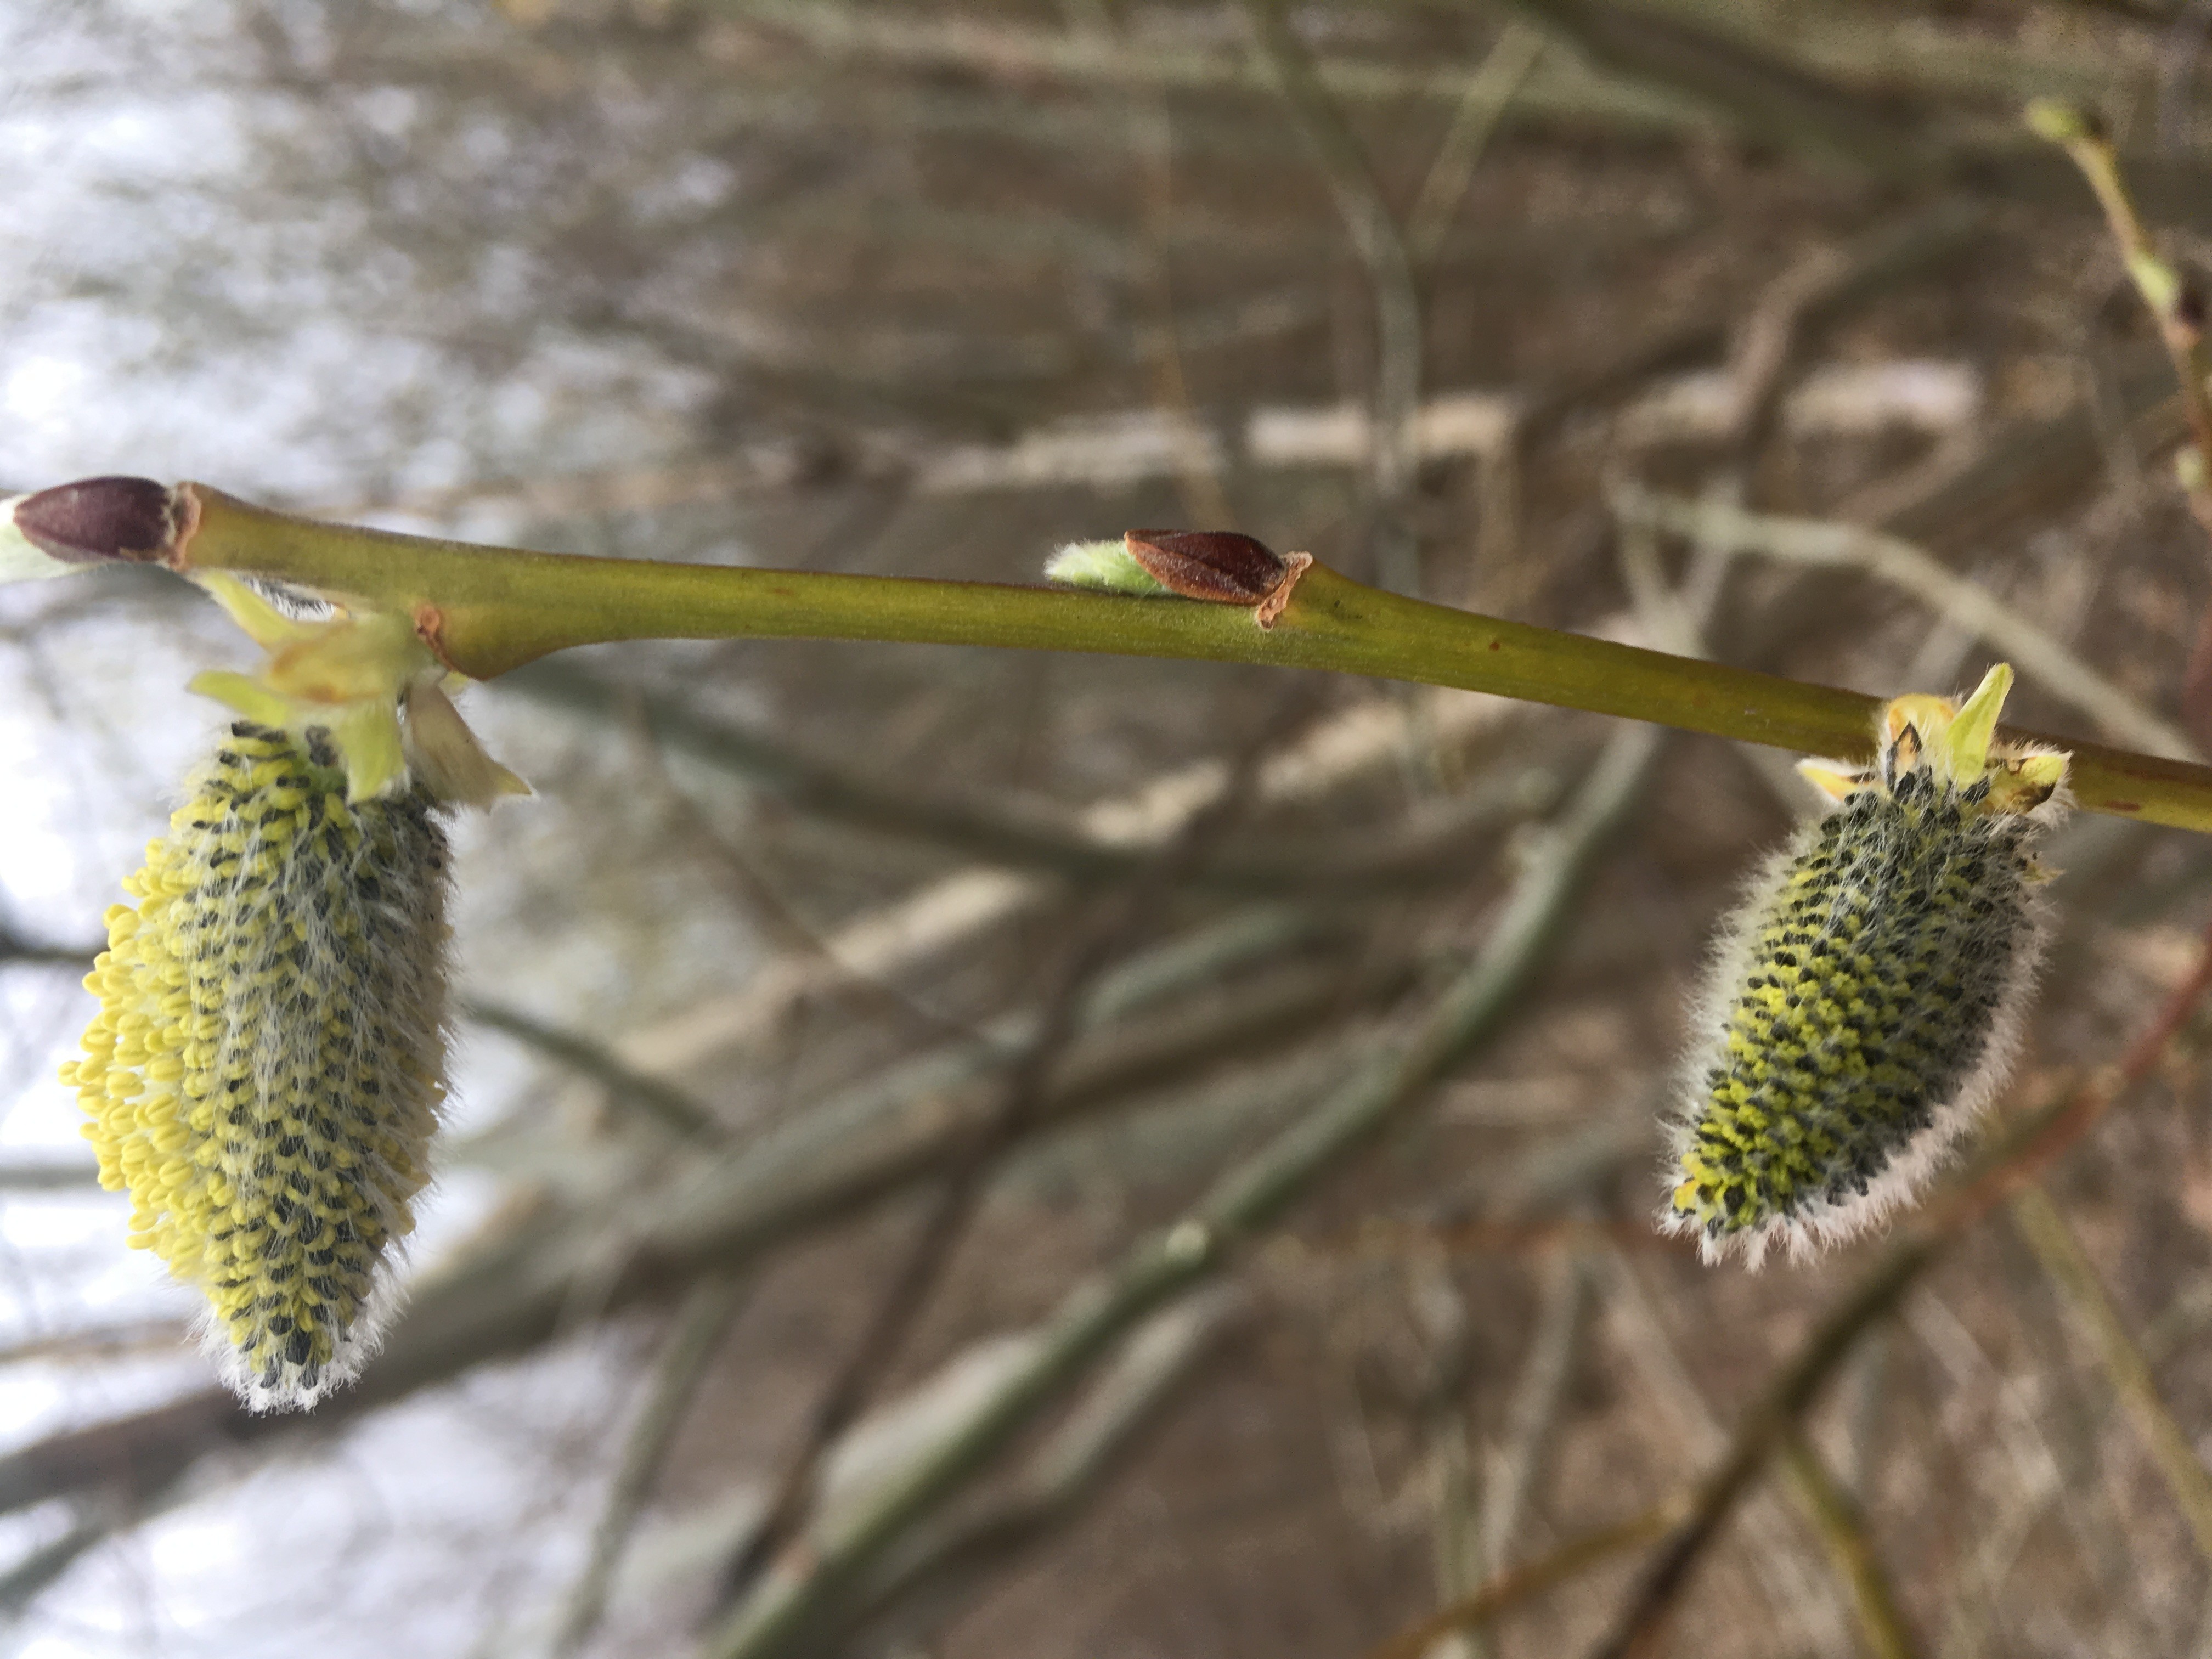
(1043, 538), (1169, 595)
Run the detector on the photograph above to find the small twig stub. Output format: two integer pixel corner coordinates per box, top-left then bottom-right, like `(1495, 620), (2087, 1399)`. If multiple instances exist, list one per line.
(1124, 528), (1313, 628)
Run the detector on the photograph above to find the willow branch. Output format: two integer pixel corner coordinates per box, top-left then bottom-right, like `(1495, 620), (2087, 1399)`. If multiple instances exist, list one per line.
(698, 717), (1668, 1659)
(821, 1286), (1246, 1654)
(0, 928), (103, 969)
(1408, 26), (1546, 269)
(709, 699), (1299, 1610)
(504, 659), (1537, 896)
(462, 998), (725, 1141)
(2008, 1183), (2212, 1566)
(29, 478), (2212, 833)
(2030, 101), (2212, 489)
(0, 907), (1368, 1528)
(550, 1270), (755, 1656)
(1242, 0), (1423, 591)
(1583, 1240), (1934, 1659)
(1361, 1498), (1689, 1659)
(1584, 907), (2212, 1659)
(1778, 1431), (1921, 1659)
(1610, 483), (2202, 761)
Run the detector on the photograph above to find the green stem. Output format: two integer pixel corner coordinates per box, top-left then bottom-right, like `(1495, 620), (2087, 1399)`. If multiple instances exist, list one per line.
(178, 484), (2212, 832)
(2028, 103), (2212, 481)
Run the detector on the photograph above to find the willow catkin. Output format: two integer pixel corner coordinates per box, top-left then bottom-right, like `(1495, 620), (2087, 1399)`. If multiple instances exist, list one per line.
(1662, 665), (2068, 1268)
(62, 721), (450, 1410)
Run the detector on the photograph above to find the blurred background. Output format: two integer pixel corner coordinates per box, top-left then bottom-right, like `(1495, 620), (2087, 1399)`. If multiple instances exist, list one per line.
(4, 2), (2212, 1656)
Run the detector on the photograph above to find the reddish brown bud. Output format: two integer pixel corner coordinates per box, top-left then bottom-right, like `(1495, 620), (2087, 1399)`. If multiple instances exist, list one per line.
(1124, 528), (1313, 629)
(1125, 529), (1279, 601)
(13, 477), (184, 566)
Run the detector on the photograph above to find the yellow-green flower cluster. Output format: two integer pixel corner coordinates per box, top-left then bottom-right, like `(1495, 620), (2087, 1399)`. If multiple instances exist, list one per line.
(1664, 664), (2070, 1268)
(63, 722), (450, 1410)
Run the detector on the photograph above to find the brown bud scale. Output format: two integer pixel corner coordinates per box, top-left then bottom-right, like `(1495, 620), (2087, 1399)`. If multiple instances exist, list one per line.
(1124, 528), (1312, 630)
(14, 476), (184, 566)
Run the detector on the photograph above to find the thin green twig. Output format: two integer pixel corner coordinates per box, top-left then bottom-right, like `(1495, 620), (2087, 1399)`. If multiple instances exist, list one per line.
(1362, 1498), (1689, 1659)
(0, 907), (1364, 1528)
(2029, 100), (2212, 492)
(1581, 909), (2212, 1659)
(1583, 1239), (1937, 1659)
(1778, 1431), (1921, 1659)
(708, 697), (1304, 1610)
(0, 928), (103, 968)
(137, 483), (2212, 833)
(503, 658), (1545, 895)
(2008, 1183), (2212, 1567)
(1240, 0), (1424, 592)
(550, 1271), (755, 1656)
(698, 718), (1669, 1659)
(1611, 482), (2201, 760)
(826, 1287), (1247, 1651)
(1408, 26), (1545, 270)
(2028, 98), (2212, 740)
(461, 998), (724, 1141)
